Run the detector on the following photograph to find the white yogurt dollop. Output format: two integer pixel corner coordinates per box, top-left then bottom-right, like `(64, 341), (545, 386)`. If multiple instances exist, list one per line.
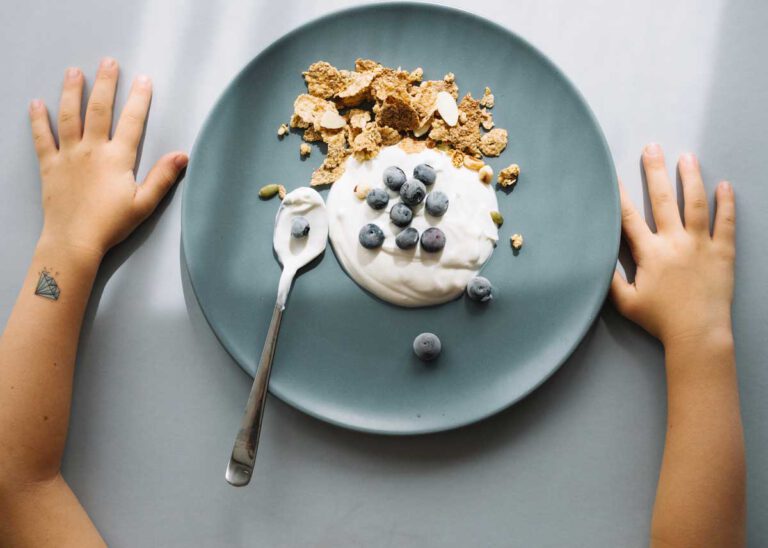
(327, 145), (499, 307)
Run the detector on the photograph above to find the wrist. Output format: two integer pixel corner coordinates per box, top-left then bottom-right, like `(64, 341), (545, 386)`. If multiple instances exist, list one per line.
(36, 233), (105, 268)
(662, 324), (734, 356)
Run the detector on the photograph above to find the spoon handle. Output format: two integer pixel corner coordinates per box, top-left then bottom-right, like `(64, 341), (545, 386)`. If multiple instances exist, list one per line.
(225, 304), (283, 486)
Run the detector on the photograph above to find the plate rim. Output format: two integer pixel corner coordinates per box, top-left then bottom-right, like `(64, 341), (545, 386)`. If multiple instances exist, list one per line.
(181, 1), (620, 435)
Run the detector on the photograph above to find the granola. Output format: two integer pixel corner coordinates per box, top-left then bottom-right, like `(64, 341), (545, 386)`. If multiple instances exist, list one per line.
(479, 87), (495, 109)
(498, 164), (520, 187)
(286, 59), (515, 186)
(303, 62), (345, 99)
(429, 94), (484, 156)
(351, 123), (382, 161)
(479, 128), (508, 157)
(398, 137), (427, 154)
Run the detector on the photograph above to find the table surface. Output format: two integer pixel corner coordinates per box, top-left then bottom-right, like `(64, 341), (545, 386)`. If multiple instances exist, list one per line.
(2, 1), (766, 546)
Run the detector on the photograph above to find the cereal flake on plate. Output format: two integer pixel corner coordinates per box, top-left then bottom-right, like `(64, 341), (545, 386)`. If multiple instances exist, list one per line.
(498, 163), (520, 187)
(479, 128), (508, 157)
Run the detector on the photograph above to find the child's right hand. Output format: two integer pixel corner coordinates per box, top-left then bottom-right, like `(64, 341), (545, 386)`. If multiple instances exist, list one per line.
(29, 58), (188, 259)
(610, 143), (735, 346)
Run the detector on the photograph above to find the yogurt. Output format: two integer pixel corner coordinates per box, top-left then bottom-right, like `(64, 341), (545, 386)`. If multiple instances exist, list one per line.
(327, 145), (499, 307)
(274, 187), (328, 309)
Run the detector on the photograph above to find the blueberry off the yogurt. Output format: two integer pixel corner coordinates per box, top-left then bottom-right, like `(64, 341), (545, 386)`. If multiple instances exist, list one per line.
(413, 332), (441, 361)
(466, 276), (493, 302)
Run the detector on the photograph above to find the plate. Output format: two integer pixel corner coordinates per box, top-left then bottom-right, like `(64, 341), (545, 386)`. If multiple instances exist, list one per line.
(182, 3), (619, 434)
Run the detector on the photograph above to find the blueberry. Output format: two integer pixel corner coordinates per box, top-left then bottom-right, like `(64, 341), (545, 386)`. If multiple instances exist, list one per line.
(413, 332), (441, 361)
(466, 276), (493, 302)
(366, 188), (389, 210)
(395, 227), (419, 249)
(359, 223), (385, 249)
(290, 216), (310, 238)
(420, 227), (446, 252)
(383, 166), (407, 191)
(413, 163), (437, 185)
(389, 203), (413, 227)
(425, 191), (449, 217)
(400, 178), (426, 207)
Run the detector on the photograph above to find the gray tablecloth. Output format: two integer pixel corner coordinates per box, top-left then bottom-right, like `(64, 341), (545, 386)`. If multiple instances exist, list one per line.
(1, 1), (765, 546)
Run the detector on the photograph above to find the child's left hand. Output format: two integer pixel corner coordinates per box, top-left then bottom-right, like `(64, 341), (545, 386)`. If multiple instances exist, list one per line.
(29, 57), (188, 259)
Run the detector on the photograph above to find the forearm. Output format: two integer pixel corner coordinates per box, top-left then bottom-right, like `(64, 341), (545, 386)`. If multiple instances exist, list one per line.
(0, 237), (101, 483)
(651, 329), (746, 548)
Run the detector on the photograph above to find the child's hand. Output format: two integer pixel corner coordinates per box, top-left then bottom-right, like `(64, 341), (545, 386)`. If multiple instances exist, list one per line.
(29, 58), (188, 258)
(610, 143), (735, 345)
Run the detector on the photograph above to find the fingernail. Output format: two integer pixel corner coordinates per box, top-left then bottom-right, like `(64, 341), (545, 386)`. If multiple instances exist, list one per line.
(681, 152), (697, 167)
(174, 154), (189, 169)
(135, 74), (151, 87)
(66, 67), (81, 80)
(100, 57), (116, 69)
(29, 99), (43, 111)
(719, 180), (732, 192)
(644, 142), (662, 156)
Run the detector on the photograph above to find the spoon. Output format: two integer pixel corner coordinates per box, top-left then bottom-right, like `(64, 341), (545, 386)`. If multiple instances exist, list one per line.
(226, 187), (328, 486)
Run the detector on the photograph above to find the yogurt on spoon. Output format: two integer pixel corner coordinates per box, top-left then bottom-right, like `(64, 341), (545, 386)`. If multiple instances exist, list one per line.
(274, 187), (329, 308)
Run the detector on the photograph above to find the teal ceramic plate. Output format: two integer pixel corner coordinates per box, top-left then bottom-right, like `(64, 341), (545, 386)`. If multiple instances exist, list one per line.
(182, 3), (619, 434)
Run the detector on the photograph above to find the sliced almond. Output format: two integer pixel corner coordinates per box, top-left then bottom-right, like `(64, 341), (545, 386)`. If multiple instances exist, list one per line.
(435, 91), (459, 127)
(319, 110), (347, 129)
(413, 120), (432, 137)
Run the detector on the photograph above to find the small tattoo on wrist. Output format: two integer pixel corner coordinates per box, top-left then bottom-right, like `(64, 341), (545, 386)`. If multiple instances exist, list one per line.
(35, 269), (60, 300)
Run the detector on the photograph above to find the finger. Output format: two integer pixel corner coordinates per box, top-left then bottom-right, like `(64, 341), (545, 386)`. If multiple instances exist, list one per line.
(678, 153), (710, 234)
(135, 152), (188, 217)
(84, 57), (119, 140)
(642, 143), (682, 232)
(58, 67), (84, 146)
(29, 100), (56, 160)
(113, 75), (152, 154)
(713, 181), (735, 247)
(618, 180), (652, 259)
(610, 270), (636, 318)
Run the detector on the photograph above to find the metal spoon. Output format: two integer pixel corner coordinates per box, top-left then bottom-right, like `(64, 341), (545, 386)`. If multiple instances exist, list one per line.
(225, 187), (328, 486)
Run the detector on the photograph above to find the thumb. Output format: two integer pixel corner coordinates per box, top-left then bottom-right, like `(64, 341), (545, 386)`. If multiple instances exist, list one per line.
(609, 269), (637, 318)
(135, 152), (188, 216)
